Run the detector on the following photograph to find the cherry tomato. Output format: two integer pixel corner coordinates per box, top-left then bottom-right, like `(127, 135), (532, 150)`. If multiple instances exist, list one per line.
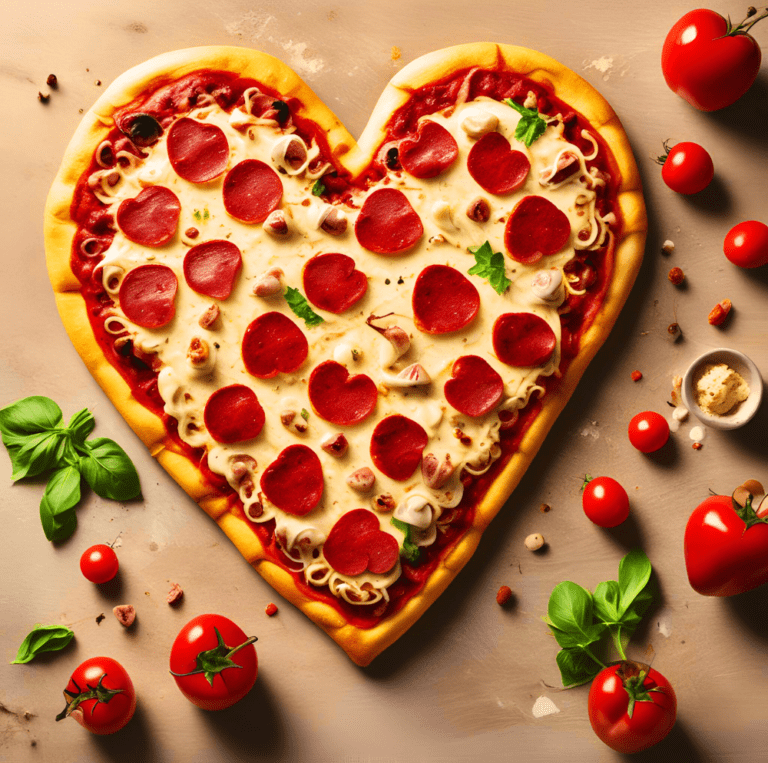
(80, 544), (119, 584)
(170, 614), (258, 710)
(659, 141), (713, 195)
(724, 220), (768, 269)
(589, 661), (676, 754)
(55, 656), (136, 735)
(662, 8), (766, 111)
(628, 411), (669, 453)
(582, 476), (630, 528)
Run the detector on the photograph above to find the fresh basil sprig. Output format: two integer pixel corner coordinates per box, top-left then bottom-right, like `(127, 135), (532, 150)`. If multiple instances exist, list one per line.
(544, 549), (654, 687)
(468, 241), (511, 295)
(284, 286), (324, 327)
(503, 98), (547, 147)
(11, 624), (74, 664)
(0, 396), (141, 542)
(391, 517), (421, 564)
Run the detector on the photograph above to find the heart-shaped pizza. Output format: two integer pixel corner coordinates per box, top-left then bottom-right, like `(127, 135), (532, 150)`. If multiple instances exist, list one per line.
(45, 44), (646, 665)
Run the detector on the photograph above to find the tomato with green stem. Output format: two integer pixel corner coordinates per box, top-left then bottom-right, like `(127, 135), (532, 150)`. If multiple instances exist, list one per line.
(80, 544), (119, 583)
(582, 475), (630, 528)
(657, 140), (714, 195)
(170, 614), (258, 710)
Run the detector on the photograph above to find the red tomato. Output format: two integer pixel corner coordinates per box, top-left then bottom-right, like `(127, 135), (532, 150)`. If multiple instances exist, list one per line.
(662, 8), (766, 111)
(80, 544), (119, 584)
(628, 411), (669, 453)
(55, 656), (136, 735)
(170, 614), (258, 710)
(582, 476), (630, 528)
(724, 220), (768, 268)
(659, 141), (713, 195)
(589, 661), (677, 754)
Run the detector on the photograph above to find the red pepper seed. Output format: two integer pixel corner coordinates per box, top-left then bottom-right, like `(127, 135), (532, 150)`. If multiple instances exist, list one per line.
(496, 585), (513, 606)
(265, 603), (278, 617)
(631, 370), (643, 382)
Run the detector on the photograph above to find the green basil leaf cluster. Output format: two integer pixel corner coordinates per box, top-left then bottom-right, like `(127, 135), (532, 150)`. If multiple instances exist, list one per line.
(390, 517), (421, 564)
(0, 396), (141, 542)
(285, 286), (324, 327)
(467, 241), (511, 295)
(503, 98), (548, 147)
(544, 549), (654, 687)
(11, 624), (74, 664)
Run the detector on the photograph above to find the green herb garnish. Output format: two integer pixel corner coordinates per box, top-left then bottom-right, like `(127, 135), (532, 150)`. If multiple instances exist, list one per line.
(504, 98), (547, 147)
(12, 624), (74, 664)
(391, 517), (421, 564)
(312, 179), (326, 197)
(284, 286), (324, 327)
(468, 241), (511, 295)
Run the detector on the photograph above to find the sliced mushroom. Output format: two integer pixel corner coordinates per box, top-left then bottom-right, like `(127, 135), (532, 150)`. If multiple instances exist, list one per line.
(271, 135), (309, 175)
(315, 205), (348, 236)
(253, 267), (284, 297)
(384, 363), (431, 387)
(264, 209), (291, 237)
(460, 108), (499, 138)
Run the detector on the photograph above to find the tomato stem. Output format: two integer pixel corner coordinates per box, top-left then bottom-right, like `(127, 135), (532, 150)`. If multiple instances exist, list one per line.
(169, 627), (258, 687)
(727, 6), (768, 36)
(55, 673), (124, 722)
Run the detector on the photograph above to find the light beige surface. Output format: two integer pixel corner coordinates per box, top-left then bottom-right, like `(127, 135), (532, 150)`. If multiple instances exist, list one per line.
(2, 1), (768, 761)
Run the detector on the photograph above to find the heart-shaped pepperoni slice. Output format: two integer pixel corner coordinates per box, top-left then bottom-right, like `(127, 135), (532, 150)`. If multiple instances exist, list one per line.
(167, 117), (229, 183)
(412, 264), (480, 334)
(444, 355), (504, 417)
(203, 384), (265, 443)
(354, 188), (423, 255)
(399, 120), (458, 179)
(308, 360), (377, 425)
(370, 415), (429, 481)
(493, 312), (557, 367)
(260, 444), (323, 516)
(116, 186), (181, 247)
(119, 264), (178, 328)
(223, 159), (283, 223)
(241, 312), (308, 379)
(323, 509), (400, 576)
(504, 195), (570, 264)
(302, 253), (367, 314)
(183, 240), (242, 299)
(467, 132), (530, 195)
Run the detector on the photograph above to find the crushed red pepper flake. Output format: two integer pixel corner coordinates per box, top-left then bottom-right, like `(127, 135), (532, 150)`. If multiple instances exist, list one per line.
(631, 370), (643, 382)
(693, 442), (703, 450)
(539, 502), (552, 513)
(46, 74), (58, 87)
(265, 603), (278, 617)
(708, 299), (732, 326)
(38, 91), (50, 103)
(668, 267), (685, 285)
(496, 585), (513, 606)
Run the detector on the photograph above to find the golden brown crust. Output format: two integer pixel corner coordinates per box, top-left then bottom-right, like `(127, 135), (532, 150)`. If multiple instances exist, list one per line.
(44, 44), (646, 668)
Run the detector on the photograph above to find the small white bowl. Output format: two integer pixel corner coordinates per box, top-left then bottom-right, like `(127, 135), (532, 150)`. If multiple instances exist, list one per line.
(681, 348), (763, 430)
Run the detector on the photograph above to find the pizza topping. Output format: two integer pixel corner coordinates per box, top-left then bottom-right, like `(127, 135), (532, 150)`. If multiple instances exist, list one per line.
(354, 188), (423, 254)
(539, 150), (580, 187)
(531, 268), (565, 303)
(467, 132), (530, 195)
(119, 264), (178, 328)
(366, 314), (410, 366)
(412, 264), (480, 334)
(320, 433), (348, 457)
(271, 135), (309, 175)
(203, 385), (265, 444)
(323, 509), (400, 576)
(504, 195), (570, 264)
(372, 493), (396, 513)
(117, 112), (163, 148)
(493, 312), (557, 367)
(223, 159), (283, 223)
(186, 337), (213, 371)
(394, 494), (434, 530)
(346, 467), (375, 494)
(260, 444), (323, 516)
(421, 453), (455, 490)
(303, 253), (367, 314)
(308, 360), (378, 425)
(444, 355), (504, 417)
(280, 408), (308, 435)
(431, 200), (455, 231)
(113, 605), (136, 627)
(183, 240), (242, 299)
(264, 209), (291, 237)
(466, 197), (491, 223)
(370, 415), (429, 481)
(167, 117), (229, 183)
(198, 304), (219, 329)
(116, 186), (181, 247)
(460, 108), (499, 138)
(399, 120), (458, 179)
(241, 312), (308, 378)
(253, 267), (284, 297)
(316, 206), (348, 236)
(383, 363), (431, 387)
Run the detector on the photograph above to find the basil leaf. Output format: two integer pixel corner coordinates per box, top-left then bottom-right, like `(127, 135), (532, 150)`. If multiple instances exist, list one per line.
(311, 179), (326, 197)
(284, 286), (324, 327)
(547, 581), (594, 633)
(467, 241), (511, 295)
(11, 624), (74, 664)
(0, 396), (63, 437)
(391, 517), (421, 564)
(617, 549), (652, 617)
(42, 465), (82, 515)
(593, 580), (621, 624)
(556, 647), (603, 687)
(5, 430), (69, 481)
(78, 438), (141, 501)
(67, 408), (95, 444)
(620, 588), (654, 632)
(503, 98), (547, 147)
(40, 505), (77, 543)
(548, 620), (606, 650)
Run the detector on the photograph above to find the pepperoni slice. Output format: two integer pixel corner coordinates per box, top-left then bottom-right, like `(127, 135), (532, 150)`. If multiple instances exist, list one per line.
(223, 159), (283, 223)
(399, 121), (459, 179)
(412, 264), (480, 334)
(354, 188), (423, 255)
(183, 240), (242, 300)
(203, 385), (265, 444)
(260, 444), (323, 517)
(493, 312), (557, 367)
(302, 253), (367, 314)
(241, 312), (308, 378)
(504, 195), (571, 264)
(308, 361), (377, 425)
(370, 415), (429, 481)
(119, 264), (178, 328)
(467, 132), (530, 195)
(323, 509), (400, 576)
(116, 186), (181, 247)
(444, 356), (504, 417)
(167, 117), (229, 183)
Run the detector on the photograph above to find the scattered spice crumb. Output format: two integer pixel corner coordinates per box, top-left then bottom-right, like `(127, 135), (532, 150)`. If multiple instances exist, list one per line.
(668, 267), (685, 285)
(95, 613), (105, 625)
(167, 582), (184, 605)
(47, 73), (58, 87)
(265, 603), (278, 617)
(661, 239), (675, 254)
(525, 533), (545, 551)
(539, 502), (551, 513)
(667, 322), (681, 341)
(95, 79), (102, 86)
(113, 604), (136, 627)
(631, 370), (643, 382)
(391, 46), (401, 61)
(693, 442), (703, 450)
(496, 585), (513, 605)
(78, 108), (83, 113)
(397, 276), (404, 285)
(708, 299), (732, 326)
(38, 91), (49, 103)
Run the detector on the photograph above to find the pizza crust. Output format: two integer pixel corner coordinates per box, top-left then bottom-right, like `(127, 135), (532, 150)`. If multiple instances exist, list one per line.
(44, 44), (646, 667)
